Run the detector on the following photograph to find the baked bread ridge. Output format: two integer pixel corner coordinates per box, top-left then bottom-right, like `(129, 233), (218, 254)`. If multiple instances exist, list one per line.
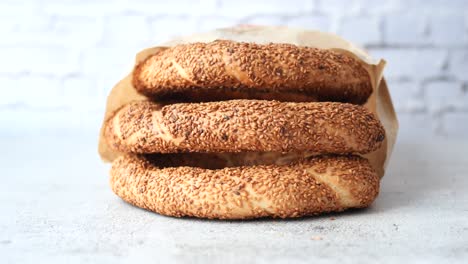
(110, 154), (380, 219)
(133, 40), (372, 104)
(104, 100), (385, 155)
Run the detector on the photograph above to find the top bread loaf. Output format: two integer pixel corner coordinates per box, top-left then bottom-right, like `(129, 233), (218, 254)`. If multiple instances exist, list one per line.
(132, 40), (372, 104)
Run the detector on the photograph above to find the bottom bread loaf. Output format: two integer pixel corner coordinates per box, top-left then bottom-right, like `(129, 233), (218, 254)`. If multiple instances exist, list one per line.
(110, 154), (379, 219)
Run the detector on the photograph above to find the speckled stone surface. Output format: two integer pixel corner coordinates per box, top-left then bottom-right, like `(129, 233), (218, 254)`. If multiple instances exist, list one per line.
(1, 135), (467, 263)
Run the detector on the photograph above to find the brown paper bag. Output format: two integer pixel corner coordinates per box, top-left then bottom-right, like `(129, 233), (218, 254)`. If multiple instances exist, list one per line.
(98, 25), (398, 178)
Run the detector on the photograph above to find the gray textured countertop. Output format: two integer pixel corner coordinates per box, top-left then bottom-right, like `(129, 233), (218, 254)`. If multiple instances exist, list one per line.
(1, 135), (467, 263)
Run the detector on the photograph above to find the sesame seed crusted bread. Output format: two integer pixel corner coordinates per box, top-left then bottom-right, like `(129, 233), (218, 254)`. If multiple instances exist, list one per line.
(110, 154), (379, 219)
(104, 100), (385, 155)
(133, 40), (372, 104)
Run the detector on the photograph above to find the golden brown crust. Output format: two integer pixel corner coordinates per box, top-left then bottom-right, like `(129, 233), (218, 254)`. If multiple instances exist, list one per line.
(110, 154), (379, 219)
(133, 40), (372, 104)
(104, 100), (385, 155)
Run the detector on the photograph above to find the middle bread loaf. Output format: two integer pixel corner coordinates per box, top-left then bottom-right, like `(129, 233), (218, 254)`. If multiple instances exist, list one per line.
(105, 99), (385, 155)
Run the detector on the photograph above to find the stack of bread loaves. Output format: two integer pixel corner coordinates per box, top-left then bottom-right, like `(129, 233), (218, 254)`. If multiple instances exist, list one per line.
(104, 40), (386, 219)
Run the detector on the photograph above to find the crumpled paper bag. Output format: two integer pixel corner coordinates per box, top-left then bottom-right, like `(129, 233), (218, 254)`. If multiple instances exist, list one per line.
(98, 25), (398, 178)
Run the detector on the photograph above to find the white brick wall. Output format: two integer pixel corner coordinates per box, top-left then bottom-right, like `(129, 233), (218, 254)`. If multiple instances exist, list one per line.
(0, 0), (467, 139)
